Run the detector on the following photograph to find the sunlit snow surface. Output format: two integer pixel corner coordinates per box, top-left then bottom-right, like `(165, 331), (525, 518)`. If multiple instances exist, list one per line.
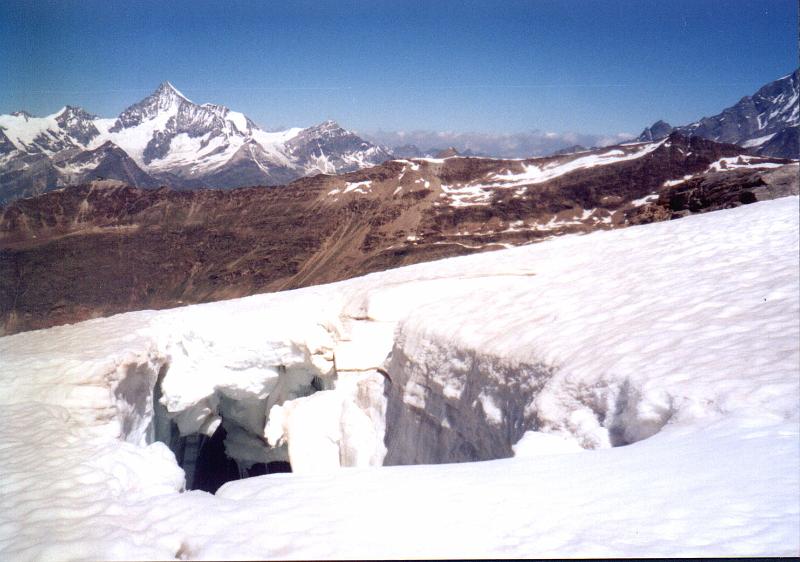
(1, 198), (799, 560)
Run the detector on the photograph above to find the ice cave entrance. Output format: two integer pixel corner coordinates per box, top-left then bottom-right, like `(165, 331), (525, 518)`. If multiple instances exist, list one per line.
(149, 367), (292, 493)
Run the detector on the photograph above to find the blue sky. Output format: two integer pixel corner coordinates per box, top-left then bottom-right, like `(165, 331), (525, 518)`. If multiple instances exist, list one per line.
(1, 0), (796, 136)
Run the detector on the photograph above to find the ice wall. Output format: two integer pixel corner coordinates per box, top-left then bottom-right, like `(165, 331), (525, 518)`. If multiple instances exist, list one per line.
(128, 293), (394, 483)
(384, 341), (555, 464)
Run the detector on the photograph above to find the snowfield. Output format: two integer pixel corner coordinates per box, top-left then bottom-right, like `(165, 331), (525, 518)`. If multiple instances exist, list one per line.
(0, 197), (798, 559)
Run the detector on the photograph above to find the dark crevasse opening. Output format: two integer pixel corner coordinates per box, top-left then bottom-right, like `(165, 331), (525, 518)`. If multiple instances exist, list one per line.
(191, 426), (240, 493)
(150, 365), (291, 493)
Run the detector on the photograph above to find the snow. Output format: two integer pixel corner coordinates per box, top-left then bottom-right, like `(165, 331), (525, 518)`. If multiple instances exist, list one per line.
(742, 132), (778, 148)
(342, 179), (372, 194)
(92, 114), (299, 174)
(661, 156), (789, 188)
(93, 111), (175, 165)
(706, 155), (786, 172)
(440, 141), (665, 207)
(629, 193), (659, 206)
(440, 181), (494, 206)
(663, 174), (694, 187)
(392, 158), (420, 171)
(512, 430), (584, 457)
(0, 89), (375, 181)
(0, 111), (64, 151)
(490, 140), (664, 187)
(0, 197), (798, 559)
(224, 111), (248, 133)
(163, 81), (191, 102)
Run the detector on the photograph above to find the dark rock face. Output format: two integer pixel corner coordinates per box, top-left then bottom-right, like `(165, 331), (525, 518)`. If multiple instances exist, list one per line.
(1, 134), (794, 335)
(759, 126), (799, 160)
(54, 106), (100, 146)
(199, 141), (297, 188)
(689, 70), (798, 149)
(637, 69), (799, 158)
(660, 171), (762, 214)
(627, 163), (798, 224)
(0, 130), (19, 156)
(637, 120), (674, 142)
(54, 141), (161, 187)
(286, 120), (392, 174)
(0, 152), (61, 202)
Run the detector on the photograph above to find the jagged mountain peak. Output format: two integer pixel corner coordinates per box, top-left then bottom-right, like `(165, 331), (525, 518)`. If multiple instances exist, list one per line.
(154, 81), (191, 103)
(56, 105), (97, 122)
(54, 139), (160, 188)
(93, 139), (123, 151)
(637, 120), (674, 142)
(761, 68), (799, 92)
(55, 105), (101, 146)
(304, 120), (348, 136)
(10, 110), (32, 119)
(650, 119), (672, 130)
(111, 82), (192, 132)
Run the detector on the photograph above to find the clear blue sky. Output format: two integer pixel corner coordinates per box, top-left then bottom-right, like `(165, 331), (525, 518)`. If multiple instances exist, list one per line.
(1, 0), (796, 135)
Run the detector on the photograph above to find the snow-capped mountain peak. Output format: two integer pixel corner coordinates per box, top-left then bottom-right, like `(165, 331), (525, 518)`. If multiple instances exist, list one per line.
(55, 105), (100, 146)
(0, 82), (393, 199)
(286, 119), (392, 176)
(55, 105), (96, 120)
(0, 106), (91, 156)
(157, 80), (191, 102)
(110, 82), (192, 132)
(309, 119), (346, 134)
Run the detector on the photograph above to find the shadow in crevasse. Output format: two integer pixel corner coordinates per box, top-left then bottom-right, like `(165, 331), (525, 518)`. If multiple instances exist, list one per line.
(150, 365), (292, 494)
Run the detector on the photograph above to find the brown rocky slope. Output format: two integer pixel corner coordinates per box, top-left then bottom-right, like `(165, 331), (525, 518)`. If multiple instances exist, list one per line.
(1, 133), (795, 335)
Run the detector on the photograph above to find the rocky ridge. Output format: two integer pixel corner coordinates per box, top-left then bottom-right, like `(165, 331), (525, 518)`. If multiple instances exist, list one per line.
(638, 69), (799, 158)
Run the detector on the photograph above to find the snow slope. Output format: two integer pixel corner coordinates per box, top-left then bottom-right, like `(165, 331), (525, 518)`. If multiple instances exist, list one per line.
(0, 197), (798, 559)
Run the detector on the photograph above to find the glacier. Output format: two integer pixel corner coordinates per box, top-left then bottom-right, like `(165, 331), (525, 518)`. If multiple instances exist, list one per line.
(0, 197), (798, 559)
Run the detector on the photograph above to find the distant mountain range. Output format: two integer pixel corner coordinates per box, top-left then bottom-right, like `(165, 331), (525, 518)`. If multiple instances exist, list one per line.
(0, 71), (796, 204)
(638, 69), (798, 158)
(390, 144), (487, 159)
(375, 70), (799, 160)
(0, 82), (391, 202)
